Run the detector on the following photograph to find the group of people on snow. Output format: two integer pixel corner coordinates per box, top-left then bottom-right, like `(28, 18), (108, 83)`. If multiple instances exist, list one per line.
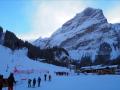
(44, 74), (51, 81)
(28, 74), (52, 88)
(55, 72), (69, 76)
(28, 77), (41, 88)
(0, 73), (16, 90)
(0, 72), (52, 90)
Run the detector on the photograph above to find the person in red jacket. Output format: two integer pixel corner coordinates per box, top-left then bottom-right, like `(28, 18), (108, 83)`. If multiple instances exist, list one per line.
(7, 73), (16, 90)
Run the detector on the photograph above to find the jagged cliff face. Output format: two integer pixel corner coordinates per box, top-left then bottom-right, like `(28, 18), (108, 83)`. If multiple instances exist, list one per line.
(33, 7), (120, 60)
(48, 8), (107, 48)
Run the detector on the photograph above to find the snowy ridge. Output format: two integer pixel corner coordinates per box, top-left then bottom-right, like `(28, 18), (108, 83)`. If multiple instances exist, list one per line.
(33, 37), (49, 49)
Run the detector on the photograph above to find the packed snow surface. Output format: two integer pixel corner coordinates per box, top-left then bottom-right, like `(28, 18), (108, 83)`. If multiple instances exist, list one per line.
(2, 75), (120, 90)
(0, 45), (120, 90)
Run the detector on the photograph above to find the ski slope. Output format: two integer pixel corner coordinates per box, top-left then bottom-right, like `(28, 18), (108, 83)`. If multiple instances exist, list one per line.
(3, 75), (120, 90)
(0, 45), (120, 90)
(0, 45), (69, 77)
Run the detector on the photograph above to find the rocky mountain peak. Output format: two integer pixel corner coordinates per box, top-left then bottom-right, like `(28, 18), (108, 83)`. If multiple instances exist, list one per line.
(62, 7), (107, 28)
(82, 7), (103, 16)
(33, 7), (120, 60)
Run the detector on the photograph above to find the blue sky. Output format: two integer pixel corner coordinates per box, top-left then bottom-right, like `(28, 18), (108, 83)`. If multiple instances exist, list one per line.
(0, 0), (120, 40)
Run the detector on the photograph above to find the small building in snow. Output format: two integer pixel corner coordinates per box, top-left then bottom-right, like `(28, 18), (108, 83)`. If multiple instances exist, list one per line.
(80, 65), (118, 74)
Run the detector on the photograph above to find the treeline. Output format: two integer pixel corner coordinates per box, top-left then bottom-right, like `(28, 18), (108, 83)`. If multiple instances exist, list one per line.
(73, 55), (120, 68)
(72, 42), (120, 68)
(0, 27), (3, 44)
(0, 27), (3, 38)
(27, 45), (69, 66)
(4, 30), (25, 50)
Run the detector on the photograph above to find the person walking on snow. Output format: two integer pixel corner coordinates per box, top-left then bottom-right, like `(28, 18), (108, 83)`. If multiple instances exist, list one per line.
(49, 75), (51, 81)
(44, 74), (47, 81)
(28, 79), (32, 87)
(7, 73), (16, 90)
(37, 77), (41, 87)
(33, 78), (36, 87)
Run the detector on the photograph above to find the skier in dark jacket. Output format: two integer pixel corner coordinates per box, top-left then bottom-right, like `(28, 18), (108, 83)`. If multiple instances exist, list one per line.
(48, 75), (51, 81)
(33, 78), (36, 87)
(37, 77), (41, 87)
(44, 74), (47, 81)
(7, 73), (16, 90)
(0, 75), (3, 90)
(28, 79), (32, 87)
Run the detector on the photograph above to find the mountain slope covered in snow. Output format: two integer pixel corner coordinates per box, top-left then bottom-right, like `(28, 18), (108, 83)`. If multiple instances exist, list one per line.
(0, 45), (69, 77)
(33, 7), (120, 60)
(0, 28), (70, 67)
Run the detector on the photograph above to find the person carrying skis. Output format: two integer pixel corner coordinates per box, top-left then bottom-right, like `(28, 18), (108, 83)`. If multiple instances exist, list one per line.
(33, 78), (36, 87)
(28, 79), (32, 87)
(0, 75), (3, 90)
(7, 73), (16, 90)
(37, 77), (41, 87)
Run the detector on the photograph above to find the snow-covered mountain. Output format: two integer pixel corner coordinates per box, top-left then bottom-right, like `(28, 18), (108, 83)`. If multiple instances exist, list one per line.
(33, 7), (120, 60)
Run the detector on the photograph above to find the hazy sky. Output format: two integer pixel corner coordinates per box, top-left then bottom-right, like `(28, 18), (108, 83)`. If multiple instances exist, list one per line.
(0, 0), (120, 40)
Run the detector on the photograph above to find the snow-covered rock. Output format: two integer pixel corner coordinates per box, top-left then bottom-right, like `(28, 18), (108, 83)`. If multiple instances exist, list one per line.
(32, 37), (49, 49)
(33, 7), (120, 60)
